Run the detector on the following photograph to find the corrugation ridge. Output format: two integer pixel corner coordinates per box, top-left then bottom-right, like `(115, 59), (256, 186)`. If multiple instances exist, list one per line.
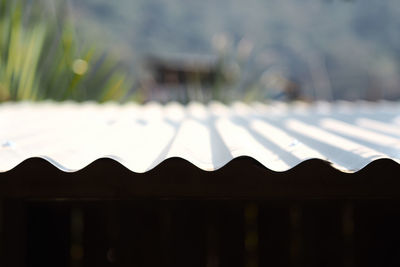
(1, 155), (399, 174)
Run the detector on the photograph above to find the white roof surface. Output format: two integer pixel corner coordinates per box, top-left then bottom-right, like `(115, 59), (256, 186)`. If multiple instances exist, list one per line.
(1, 101), (399, 173)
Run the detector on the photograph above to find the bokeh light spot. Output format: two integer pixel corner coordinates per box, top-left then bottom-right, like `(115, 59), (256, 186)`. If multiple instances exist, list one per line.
(72, 59), (88, 75)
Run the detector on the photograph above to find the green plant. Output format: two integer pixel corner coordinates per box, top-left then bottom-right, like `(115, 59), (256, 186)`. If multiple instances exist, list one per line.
(0, 0), (134, 102)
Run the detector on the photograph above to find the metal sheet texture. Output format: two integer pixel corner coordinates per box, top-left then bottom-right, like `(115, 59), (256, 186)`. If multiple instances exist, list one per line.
(1, 101), (399, 173)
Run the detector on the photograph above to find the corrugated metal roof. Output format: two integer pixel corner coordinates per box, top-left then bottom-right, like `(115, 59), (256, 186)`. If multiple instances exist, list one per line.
(1, 101), (399, 173)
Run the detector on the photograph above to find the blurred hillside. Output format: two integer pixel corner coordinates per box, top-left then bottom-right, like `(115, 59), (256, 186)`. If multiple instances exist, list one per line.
(69, 0), (400, 101)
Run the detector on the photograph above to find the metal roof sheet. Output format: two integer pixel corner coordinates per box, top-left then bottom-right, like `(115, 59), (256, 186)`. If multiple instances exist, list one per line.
(1, 101), (399, 173)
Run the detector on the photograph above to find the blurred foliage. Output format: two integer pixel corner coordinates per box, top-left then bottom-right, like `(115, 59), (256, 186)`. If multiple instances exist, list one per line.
(0, 0), (134, 102)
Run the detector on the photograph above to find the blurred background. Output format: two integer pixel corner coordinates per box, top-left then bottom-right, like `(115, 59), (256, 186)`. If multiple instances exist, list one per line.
(1, 0), (400, 103)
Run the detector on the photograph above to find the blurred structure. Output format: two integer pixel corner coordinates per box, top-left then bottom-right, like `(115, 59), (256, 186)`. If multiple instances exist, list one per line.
(142, 53), (222, 103)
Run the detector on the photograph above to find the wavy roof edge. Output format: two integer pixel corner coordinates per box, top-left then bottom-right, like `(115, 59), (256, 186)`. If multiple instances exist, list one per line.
(2, 156), (400, 174)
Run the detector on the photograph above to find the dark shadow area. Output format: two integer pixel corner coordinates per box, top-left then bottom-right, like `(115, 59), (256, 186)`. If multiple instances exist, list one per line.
(4, 199), (400, 267)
